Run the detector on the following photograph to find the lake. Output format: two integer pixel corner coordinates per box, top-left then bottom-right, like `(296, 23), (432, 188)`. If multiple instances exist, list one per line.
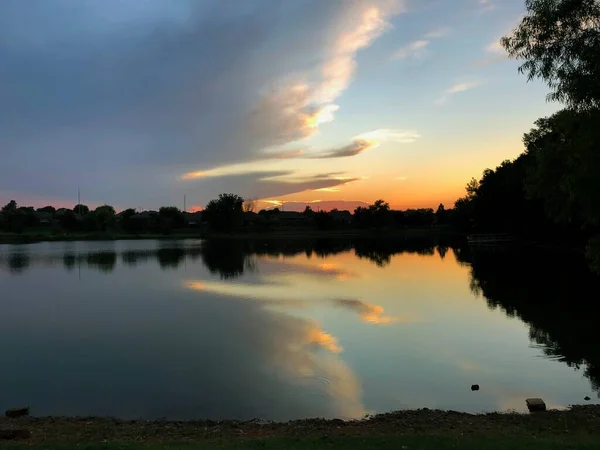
(0, 237), (598, 420)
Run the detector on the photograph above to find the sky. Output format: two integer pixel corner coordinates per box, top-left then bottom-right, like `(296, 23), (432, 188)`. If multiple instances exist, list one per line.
(0, 0), (560, 212)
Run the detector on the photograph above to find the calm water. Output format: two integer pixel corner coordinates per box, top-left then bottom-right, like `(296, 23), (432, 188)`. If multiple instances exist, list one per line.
(1, 238), (598, 420)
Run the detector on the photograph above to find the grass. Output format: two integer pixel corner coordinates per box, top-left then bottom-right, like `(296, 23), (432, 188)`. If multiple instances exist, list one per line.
(1, 407), (599, 448)
(3, 436), (600, 450)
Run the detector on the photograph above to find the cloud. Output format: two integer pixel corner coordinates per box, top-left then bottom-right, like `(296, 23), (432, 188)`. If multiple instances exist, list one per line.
(332, 299), (405, 325)
(243, 3), (400, 154)
(423, 27), (452, 39)
(486, 40), (505, 54)
(308, 128), (420, 159)
(307, 328), (343, 353)
(0, 0), (403, 208)
(258, 200), (370, 212)
(311, 139), (377, 159)
(469, 40), (506, 67)
(478, 0), (495, 11)
(180, 127), (420, 186)
(392, 40), (429, 60)
(193, 172), (360, 201)
(391, 26), (449, 61)
(435, 81), (481, 105)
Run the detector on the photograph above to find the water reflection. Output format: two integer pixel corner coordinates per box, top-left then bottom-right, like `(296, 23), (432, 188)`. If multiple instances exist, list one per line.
(0, 237), (598, 419)
(459, 246), (600, 395)
(0, 236), (455, 275)
(7, 251), (30, 274)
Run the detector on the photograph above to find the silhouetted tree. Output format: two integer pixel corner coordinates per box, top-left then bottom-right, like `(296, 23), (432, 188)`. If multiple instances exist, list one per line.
(59, 210), (79, 232)
(203, 193), (244, 232)
(158, 206), (185, 233)
(524, 109), (600, 229)
(243, 198), (257, 213)
(353, 200), (392, 229)
(92, 205), (116, 232)
(36, 206), (56, 214)
(435, 203), (448, 225)
(502, 0), (600, 110)
(0, 200), (18, 231)
(120, 208), (138, 233)
(314, 211), (335, 230)
(73, 204), (89, 215)
(371, 200), (390, 226)
(1, 200), (17, 214)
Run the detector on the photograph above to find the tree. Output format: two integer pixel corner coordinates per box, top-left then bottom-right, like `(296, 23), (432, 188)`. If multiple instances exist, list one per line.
(303, 206), (314, 216)
(203, 193), (244, 232)
(243, 198), (257, 213)
(501, 0), (600, 110)
(92, 205), (116, 232)
(435, 203), (448, 224)
(73, 204), (89, 215)
(1, 200), (18, 231)
(369, 199), (391, 229)
(314, 211), (335, 230)
(353, 200), (391, 229)
(1, 200), (17, 214)
(36, 206), (56, 213)
(158, 206), (185, 232)
(59, 210), (79, 232)
(524, 109), (600, 229)
(120, 208), (139, 233)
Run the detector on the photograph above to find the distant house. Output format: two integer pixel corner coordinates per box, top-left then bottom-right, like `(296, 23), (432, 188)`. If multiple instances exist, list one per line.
(34, 211), (53, 225)
(184, 211), (204, 228)
(54, 209), (83, 222)
(131, 211), (158, 222)
(242, 211), (259, 227)
(329, 210), (353, 225)
(276, 211), (310, 226)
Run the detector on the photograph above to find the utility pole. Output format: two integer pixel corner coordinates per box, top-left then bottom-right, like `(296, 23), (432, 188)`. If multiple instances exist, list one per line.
(184, 195), (186, 213)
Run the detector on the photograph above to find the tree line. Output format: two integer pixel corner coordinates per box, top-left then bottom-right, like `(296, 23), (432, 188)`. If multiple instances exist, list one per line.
(1, 0), (599, 270)
(0, 194), (447, 235)
(452, 0), (600, 271)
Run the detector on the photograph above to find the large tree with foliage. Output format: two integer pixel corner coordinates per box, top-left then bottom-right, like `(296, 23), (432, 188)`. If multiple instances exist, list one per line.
(501, 0), (600, 110)
(36, 206), (56, 213)
(0, 200), (18, 231)
(158, 206), (185, 232)
(502, 0), (600, 269)
(203, 193), (244, 232)
(92, 205), (116, 232)
(523, 108), (600, 229)
(73, 204), (89, 215)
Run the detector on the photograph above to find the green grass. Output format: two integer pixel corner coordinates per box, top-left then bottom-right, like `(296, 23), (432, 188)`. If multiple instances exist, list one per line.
(4, 436), (600, 450)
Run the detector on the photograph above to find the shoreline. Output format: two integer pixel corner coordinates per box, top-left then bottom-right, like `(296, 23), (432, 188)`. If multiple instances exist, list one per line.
(0, 228), (456, 245)
(2, 405), (599, 445)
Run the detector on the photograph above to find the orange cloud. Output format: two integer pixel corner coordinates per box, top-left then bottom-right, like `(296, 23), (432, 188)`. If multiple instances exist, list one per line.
(333, 298), (408, 325)
(307, 327), (343, 353)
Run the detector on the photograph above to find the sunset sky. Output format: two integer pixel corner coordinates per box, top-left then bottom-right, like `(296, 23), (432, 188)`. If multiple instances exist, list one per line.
(0, 0), (559, 212)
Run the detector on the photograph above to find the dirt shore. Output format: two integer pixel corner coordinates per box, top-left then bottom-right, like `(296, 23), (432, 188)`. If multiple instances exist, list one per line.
(1, 406), (599, 444)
